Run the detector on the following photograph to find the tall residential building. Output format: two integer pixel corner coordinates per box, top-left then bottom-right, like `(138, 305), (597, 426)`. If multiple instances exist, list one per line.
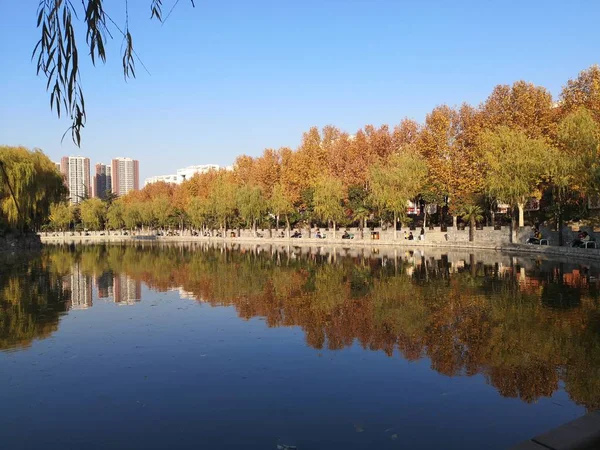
(111, 157), (139, 196)
(53, 161), (61, 172)
(61, 156), (91, 204)
(92, 163), (112, 199)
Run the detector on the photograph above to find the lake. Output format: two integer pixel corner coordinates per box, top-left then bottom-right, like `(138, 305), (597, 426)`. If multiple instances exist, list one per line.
(1, 242), (599, 449)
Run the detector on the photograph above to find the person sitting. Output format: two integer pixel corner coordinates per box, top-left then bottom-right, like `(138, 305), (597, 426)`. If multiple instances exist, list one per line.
(527, 227), (543, 244)
(291, 230), (301, 238)
(342, 230), (353, 239)
(404, 230), (408, 240)
(408, 232), (414, 240)
(315, 230), (322, 239)
(420, 227), (425, 241)
(572, 231), (590, 248)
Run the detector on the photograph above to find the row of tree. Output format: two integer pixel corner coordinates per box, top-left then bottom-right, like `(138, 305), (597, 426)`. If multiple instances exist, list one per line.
(5, 66), (600, 241)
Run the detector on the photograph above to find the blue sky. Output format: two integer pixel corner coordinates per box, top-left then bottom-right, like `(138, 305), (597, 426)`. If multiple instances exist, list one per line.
(1, 0), (599, 182)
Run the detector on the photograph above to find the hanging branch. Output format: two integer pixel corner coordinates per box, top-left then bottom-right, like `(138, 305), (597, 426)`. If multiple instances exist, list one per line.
(32, 0), (196, 147)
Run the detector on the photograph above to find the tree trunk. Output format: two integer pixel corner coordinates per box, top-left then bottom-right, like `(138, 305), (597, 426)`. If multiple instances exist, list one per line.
(469, 217), (475, 242)
(423, 207), (427, 229)
(285, 216), (290, 238)
(452, 215), (458, 228)
(510, 209), (517, 243)
(517, 202), (525, 228)
(333, 221), (336, 239)
(393, 211), (398, 240)
(253, 219), (257, 237)
(491, 210), (495, 227)
(276, 214), (280, 231)
(558, 206), (564, 246)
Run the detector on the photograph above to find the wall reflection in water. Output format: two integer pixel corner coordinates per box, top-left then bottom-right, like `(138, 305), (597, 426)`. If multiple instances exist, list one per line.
(1, 242), (600, 412)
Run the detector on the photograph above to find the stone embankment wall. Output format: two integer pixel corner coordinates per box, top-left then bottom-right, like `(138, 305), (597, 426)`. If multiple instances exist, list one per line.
(39, 223), (600, 261)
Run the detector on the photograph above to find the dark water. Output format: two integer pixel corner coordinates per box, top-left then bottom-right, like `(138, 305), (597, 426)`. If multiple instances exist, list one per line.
(1, 243), (600, 450)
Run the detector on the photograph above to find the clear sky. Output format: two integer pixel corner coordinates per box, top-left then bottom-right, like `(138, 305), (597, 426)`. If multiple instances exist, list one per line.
(1, 0), (599, 182)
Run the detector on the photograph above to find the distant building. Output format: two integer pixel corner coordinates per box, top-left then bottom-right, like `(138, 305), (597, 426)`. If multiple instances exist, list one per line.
(144, 174), (179, 186)
(92, 163), (112, 199)
(61, 156), (91, 204)
(145, 164), (221, 186)
(111, 157), (139, 196)
(53, 162), (61, 172)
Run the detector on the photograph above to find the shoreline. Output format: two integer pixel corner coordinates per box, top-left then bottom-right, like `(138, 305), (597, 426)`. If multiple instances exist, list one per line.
(38, 234), (600, 261)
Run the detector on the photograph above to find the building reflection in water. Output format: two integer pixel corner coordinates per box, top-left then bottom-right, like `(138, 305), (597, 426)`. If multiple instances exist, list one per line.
(62, 262), (93, 310)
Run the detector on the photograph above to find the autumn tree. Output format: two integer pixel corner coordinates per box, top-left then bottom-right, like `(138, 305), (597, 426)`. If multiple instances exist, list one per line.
(560, 65), (600, 122)
(313, 177), (345, 238)
(369, 149), (428, 239)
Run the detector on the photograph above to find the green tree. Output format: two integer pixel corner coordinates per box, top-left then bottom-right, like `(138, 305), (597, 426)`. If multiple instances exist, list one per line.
(0, 146), (66, 232)
(187, 197), (211, 231)
(79, 198), (105, 230)
(152, 196), (174, 231)
(209, 174), (237, 235)
(237, 185), (266, 237)
(270, 183), (294, 236)
(369, 149), (428, 239)
(106, 200), (125, 230)
(480, 127), (548, 240)
(49, 202), (73, 233)
(313, 177), (345, 239)
(123, 202), (141, 231)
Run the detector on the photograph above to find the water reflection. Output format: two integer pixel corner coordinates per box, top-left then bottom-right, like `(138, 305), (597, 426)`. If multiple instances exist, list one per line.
(2, 242), (600, 412)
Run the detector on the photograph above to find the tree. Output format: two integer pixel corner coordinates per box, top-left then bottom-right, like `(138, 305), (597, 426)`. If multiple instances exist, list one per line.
(33, 0), (196, 146)
(237, 185), (266, 237)
(369, 149), (428, 239)
(106, 200), (125, 230)
(270, 183), (294, 236)
(460, 205), (484, 242)
(0, 146), (66, 232)
(152, 196), (174, 230)
(347, 185), (371, 239)
(313, 177), (345, 239)
(560, 65), (600, 122)
(79, 198), (105, 230)
(209, 172), (237, 234)
(480, 127), (548, 240)
(548, 108), (600, 244)
(49, 202), (73, 233)
(187, 197), (211, 231)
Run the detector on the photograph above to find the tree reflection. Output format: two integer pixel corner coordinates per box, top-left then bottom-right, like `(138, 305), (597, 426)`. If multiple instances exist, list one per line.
(3, 243), (600, 411)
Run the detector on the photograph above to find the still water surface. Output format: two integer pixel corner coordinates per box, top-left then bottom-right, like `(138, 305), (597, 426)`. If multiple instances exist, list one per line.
(1, 243), (600, 449)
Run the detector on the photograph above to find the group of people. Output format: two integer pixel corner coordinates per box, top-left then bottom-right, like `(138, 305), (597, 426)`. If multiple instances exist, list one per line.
(404, 228), (426, 241)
